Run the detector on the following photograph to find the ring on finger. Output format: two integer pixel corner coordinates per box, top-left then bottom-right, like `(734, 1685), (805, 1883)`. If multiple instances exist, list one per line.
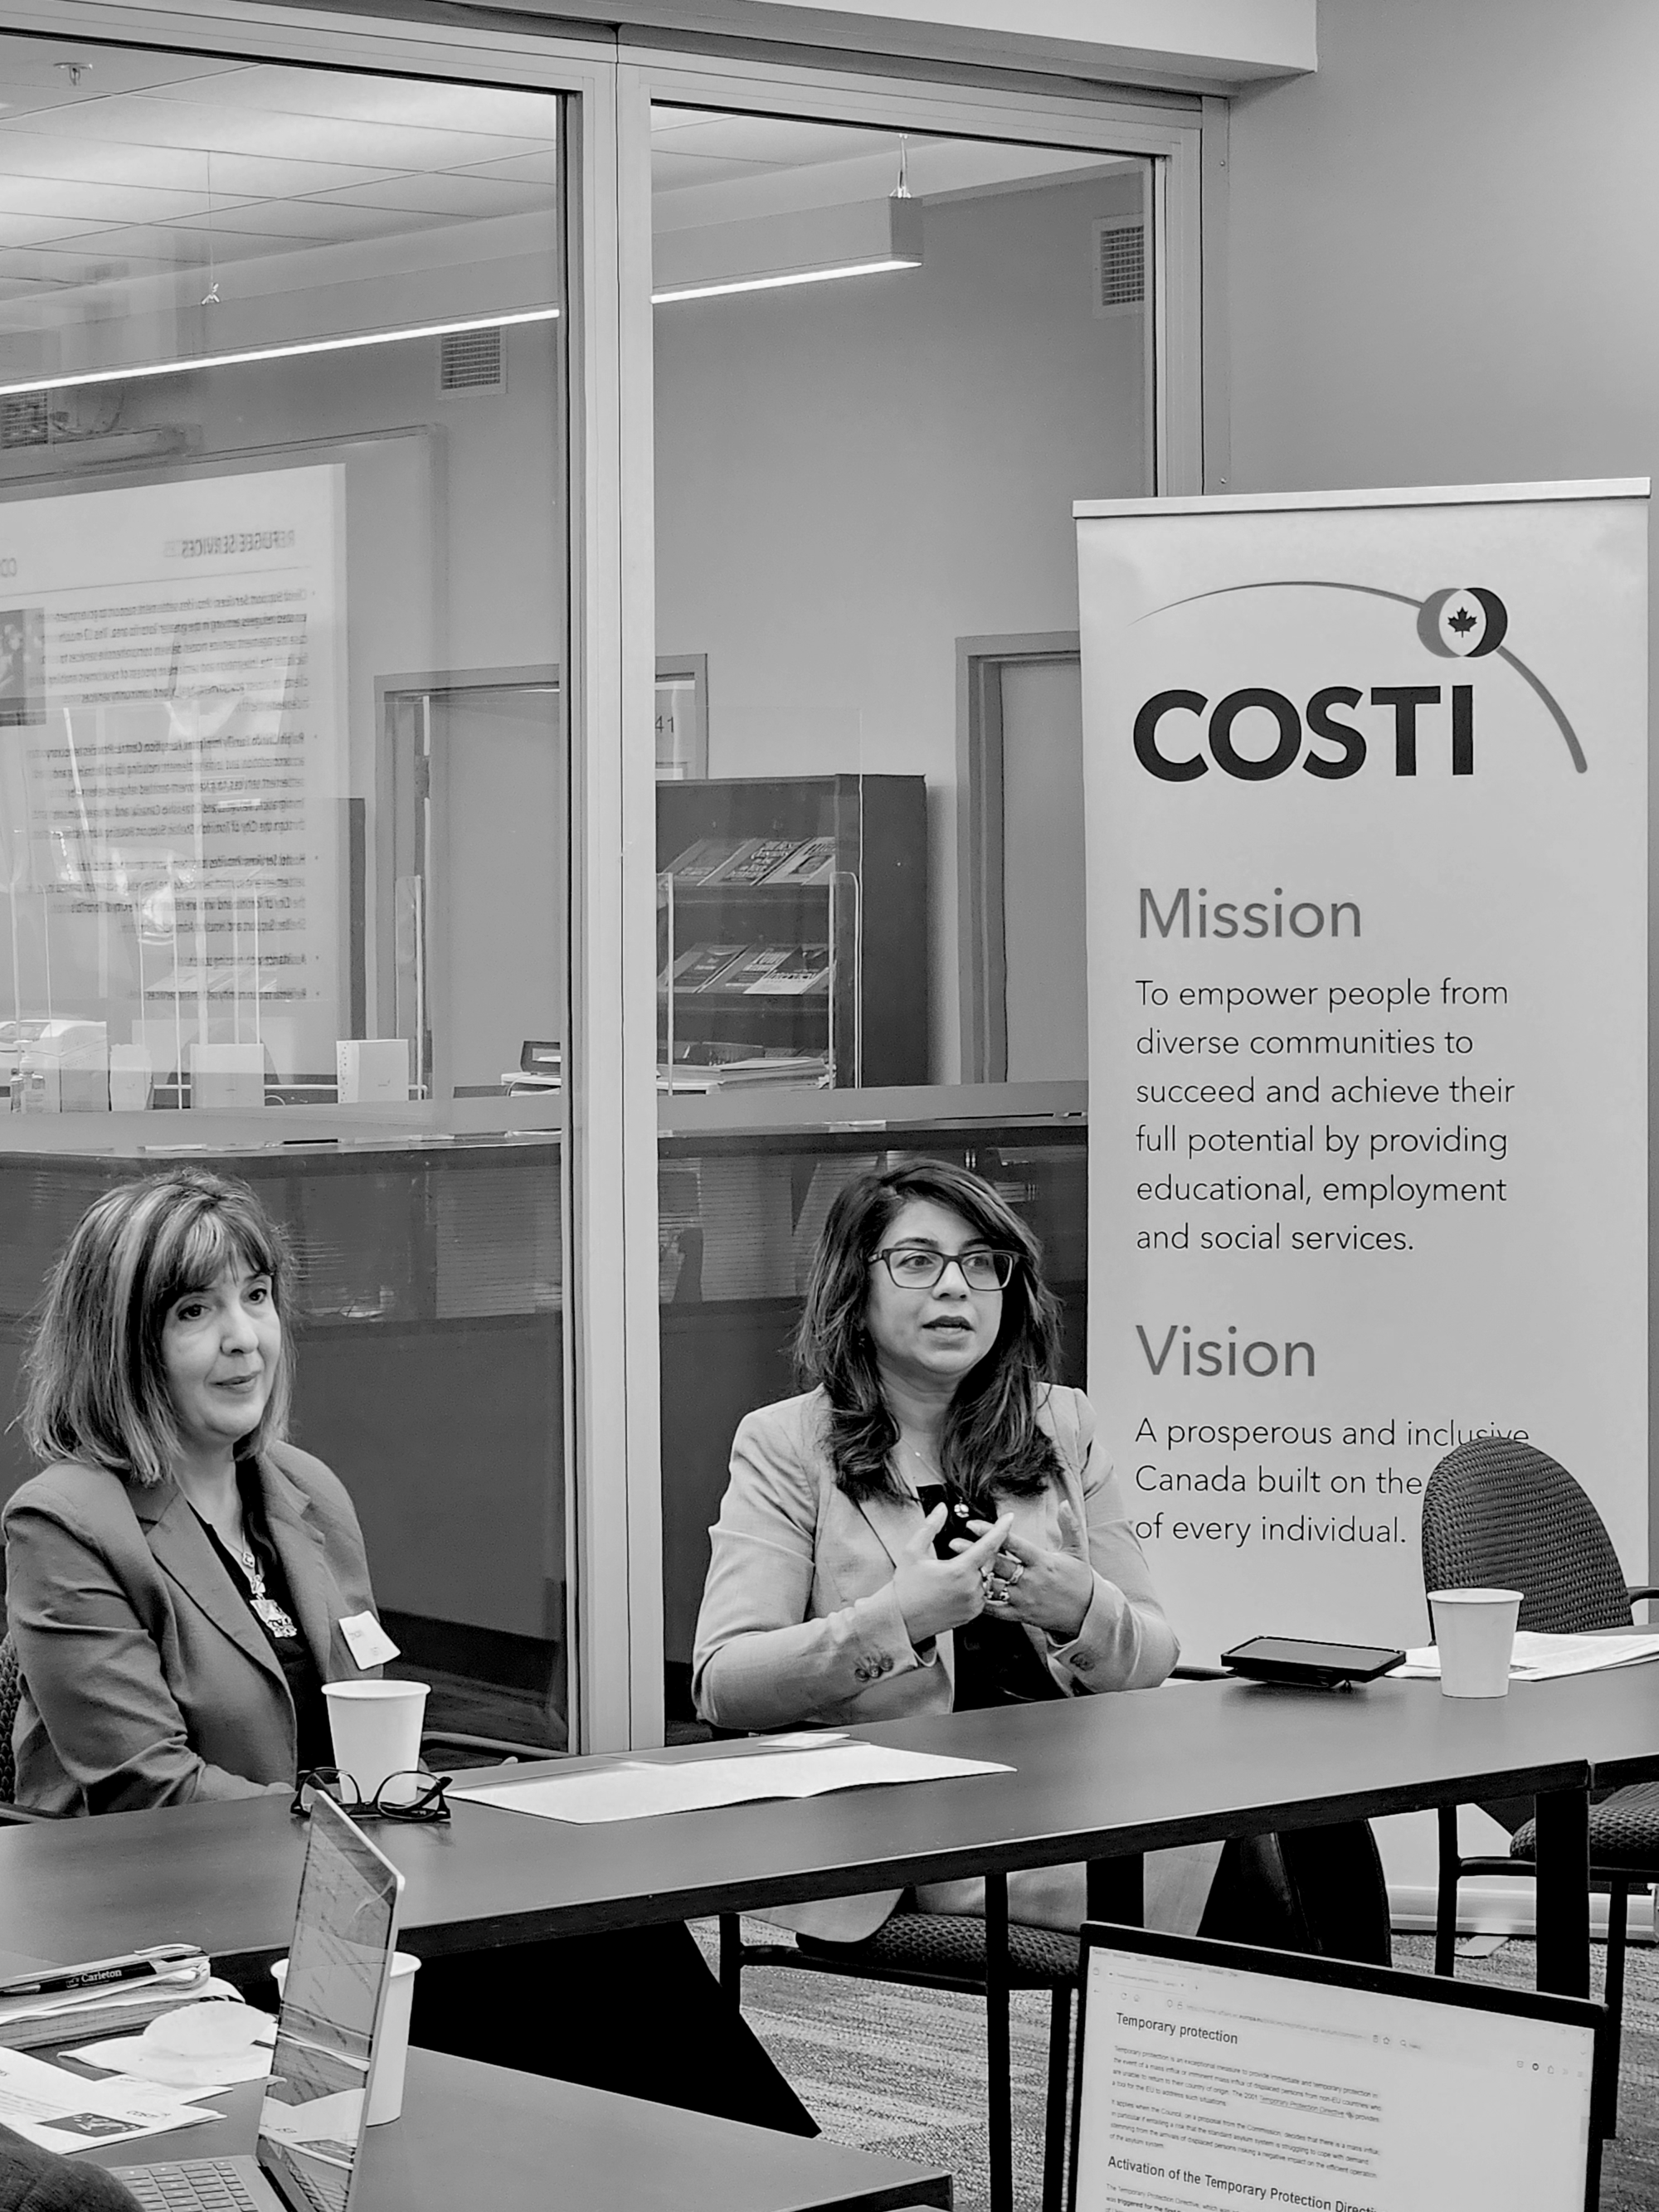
(1002, 1559), (1026, 1587)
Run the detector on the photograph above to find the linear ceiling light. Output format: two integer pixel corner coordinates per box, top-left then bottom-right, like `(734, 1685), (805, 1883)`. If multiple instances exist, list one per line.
(651, 197), (922, 309)
(653, 256), (917, 305)
(0, 305), (559, 401)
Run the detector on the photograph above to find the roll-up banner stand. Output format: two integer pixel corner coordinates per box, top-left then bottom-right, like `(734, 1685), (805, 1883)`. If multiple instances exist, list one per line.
(1076, 483), (1648, 1927)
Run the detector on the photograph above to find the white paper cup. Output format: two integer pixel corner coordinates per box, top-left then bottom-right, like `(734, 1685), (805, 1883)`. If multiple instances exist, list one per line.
(271, 1952), (420, 2124)
(1428, 1587), (1522, 1697)
(322, 1680), (429, 1801)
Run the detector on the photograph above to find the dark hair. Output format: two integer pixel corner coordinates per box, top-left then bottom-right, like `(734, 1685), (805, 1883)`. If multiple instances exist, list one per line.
(22, 1169), (295, 1486)
(792, 1159), (1063, 1505)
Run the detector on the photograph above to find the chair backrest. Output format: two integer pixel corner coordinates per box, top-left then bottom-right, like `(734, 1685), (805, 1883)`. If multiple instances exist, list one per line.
(0, 1637), (19, 1805)
(1421, 1437), (1632, 1635)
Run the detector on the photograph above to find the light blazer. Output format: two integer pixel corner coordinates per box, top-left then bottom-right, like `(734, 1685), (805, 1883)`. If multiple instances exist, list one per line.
(692, 1384), (1178, 1937)
(4, 1441), (382, 1816)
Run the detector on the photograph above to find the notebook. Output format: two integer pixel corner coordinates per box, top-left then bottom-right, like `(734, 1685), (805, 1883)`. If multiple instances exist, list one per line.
(111, 1796), (404, 2212)
(1071, 1920), (1601, 2212)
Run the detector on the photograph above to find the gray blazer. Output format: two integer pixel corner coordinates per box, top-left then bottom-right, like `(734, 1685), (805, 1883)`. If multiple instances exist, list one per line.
(4, 1442), (382, 1816)
(692, 1385), (1178, 1937)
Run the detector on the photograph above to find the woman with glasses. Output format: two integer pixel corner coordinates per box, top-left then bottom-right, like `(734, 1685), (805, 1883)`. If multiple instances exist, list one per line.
(693, 1158), (1213, 1940)
(4, 1169), (379, 1815)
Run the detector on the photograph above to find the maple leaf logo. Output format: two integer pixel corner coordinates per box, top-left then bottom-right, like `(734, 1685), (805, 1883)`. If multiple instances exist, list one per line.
(1447, 605), (1478, 635)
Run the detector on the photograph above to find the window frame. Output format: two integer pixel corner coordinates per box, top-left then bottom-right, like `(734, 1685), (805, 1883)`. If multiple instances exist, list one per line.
(9, 0), (1210, 1752)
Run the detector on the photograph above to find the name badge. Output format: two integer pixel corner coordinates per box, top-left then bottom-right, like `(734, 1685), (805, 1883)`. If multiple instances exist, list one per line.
(339, 1612), (400, 1669)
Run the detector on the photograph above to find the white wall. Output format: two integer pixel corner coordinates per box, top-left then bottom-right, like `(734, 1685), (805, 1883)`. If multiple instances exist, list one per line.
(654, 169), (1146, 1082)
(1228, 0), (1659, 498)
(1227, 0), (1659, 1531)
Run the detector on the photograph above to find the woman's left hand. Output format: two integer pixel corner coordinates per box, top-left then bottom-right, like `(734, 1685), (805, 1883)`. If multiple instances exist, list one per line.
(951, 1513), (1093, 1641)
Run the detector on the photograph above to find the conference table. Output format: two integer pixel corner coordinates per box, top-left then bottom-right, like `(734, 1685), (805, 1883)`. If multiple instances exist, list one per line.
(4, 1668), (1655, 2211)
(74, 2049), (951, 2212)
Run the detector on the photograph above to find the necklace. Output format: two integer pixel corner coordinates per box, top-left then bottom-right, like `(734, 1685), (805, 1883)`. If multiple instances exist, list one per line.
(898, 1437), (943, 1489)
(232, 1529), (298, 1641)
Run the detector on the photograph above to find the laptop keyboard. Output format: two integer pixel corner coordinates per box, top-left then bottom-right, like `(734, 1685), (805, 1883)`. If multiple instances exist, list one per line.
(109, 2158), (266, 2210)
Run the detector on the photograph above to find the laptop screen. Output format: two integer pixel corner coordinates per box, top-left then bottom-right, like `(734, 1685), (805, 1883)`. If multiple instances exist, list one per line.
(256, 1796), (403, 2212)
(1072, 1924), (1598, 2212)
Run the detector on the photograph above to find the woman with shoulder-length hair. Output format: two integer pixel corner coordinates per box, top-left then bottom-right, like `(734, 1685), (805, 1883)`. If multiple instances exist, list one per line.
(694, 1157), (1220, 1941)
(5, 1169), (381, 1815)
(7, 1169), (824, 2138)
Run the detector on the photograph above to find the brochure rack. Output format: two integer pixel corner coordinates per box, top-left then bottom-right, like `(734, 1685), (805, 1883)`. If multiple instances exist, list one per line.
(656, 775), (927, 1089)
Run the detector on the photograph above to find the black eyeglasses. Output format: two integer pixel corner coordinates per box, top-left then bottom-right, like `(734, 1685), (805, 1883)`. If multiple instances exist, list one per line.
(291, 1767), (453, 1823)
(868, 1244), (1017, 1291)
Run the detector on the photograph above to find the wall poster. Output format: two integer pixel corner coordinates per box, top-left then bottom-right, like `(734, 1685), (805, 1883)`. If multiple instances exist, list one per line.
(0, 464), (347, 1090)
(1077, 481), (1648, 1661)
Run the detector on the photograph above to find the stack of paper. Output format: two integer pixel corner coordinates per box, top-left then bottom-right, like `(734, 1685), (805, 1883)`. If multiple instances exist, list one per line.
(0, 2045), (221, 2156)
(0, 1954), (214, 2052)
(455, 1739), (1013, 1824)
(1398, 1630), (1659, 1681)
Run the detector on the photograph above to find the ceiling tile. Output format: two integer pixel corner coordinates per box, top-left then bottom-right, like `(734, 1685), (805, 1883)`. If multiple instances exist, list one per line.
(649, 112), (905, 169)
(0, 39), (246, 102)
(452, 150), (562, 188)
(4, 88), (551, 175)
(306, 175), (552, 219)
(0, 211), (109, 249)
(151, 66), (557, 142)
(0, 174), (259, 226)
(180, 201), (453, 246)
(0, 129), (397, 202)
(650, 149), (787, 192)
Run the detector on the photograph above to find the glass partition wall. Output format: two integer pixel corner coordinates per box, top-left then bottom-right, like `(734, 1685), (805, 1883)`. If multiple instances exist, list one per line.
(0, 8), (1202, 1757)
(646, 95), (1155, 1731)
(0, 31), (573, 1751)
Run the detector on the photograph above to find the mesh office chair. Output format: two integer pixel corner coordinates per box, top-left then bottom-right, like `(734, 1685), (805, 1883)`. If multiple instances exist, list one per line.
(1421, 1435), (1659, 2132)
(0, 1637), (23, 1814)
(718, 1902), (1078, 2212)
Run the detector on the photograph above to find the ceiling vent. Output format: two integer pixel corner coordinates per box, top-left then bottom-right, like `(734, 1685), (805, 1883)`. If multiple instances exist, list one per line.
(0, 394), (50, 449)
(1093, 218), (1146, 317)
(438, 325), (506, 399)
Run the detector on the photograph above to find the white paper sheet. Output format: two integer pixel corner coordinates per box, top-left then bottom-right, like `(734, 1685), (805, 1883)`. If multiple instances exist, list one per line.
(0, 2046), (221, 2154)
(455, 1742), (1013, 1823)
(1396, 1630), (1659, 1680)
(65, 2037), (273, 2091)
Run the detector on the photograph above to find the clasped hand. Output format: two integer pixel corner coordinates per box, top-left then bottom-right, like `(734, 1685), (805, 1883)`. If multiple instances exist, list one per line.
(891, 1506), (1013, 1644)
(951, 1508), (1093, 1641)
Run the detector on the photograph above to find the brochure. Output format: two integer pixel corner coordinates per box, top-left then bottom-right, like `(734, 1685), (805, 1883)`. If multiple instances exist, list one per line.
(760, 835), (837, 886)
(662, 836), (749, 886)
(703, 945), (795, 993)
(744, 945), (831, 994)
(700, 836), (805, 887)
(658, 941), (757, 992)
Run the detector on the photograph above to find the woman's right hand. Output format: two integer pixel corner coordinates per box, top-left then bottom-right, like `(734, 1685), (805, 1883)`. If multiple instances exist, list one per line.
(891, 1505), (1014, 1645)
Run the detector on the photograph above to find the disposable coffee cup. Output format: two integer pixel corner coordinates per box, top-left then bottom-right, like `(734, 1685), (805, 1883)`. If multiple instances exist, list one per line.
(271, 1952), (420, 2123)
(322, 1680), (429, 1802)
(1428, 1587), (1522, 1698)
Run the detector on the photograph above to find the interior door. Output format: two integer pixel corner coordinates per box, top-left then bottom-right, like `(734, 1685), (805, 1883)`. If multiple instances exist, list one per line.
(1000, 651), (1087, 1082)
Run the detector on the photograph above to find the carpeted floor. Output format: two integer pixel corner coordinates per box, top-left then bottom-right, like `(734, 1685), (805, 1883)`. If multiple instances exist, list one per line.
(693, 1919), (1659, 2211)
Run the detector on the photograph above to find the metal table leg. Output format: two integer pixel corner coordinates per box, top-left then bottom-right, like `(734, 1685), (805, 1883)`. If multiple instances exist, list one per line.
(1533, 1787), (1590, 1998)
(985, 1869), (1013, 2212)
(1087, 1853), (1145, 1928)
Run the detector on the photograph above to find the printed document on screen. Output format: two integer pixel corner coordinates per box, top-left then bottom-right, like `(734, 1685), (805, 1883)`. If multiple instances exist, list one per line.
(1072, 1948), (1592, 2211)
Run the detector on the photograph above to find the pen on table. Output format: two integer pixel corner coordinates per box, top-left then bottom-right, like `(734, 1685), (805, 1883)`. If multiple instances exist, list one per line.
(0, 1944), (206, 1999)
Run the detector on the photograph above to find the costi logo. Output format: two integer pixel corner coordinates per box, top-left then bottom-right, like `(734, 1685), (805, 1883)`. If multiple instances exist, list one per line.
(1418, 586), (1507, 658)
(1131, 579), (1584, 780)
